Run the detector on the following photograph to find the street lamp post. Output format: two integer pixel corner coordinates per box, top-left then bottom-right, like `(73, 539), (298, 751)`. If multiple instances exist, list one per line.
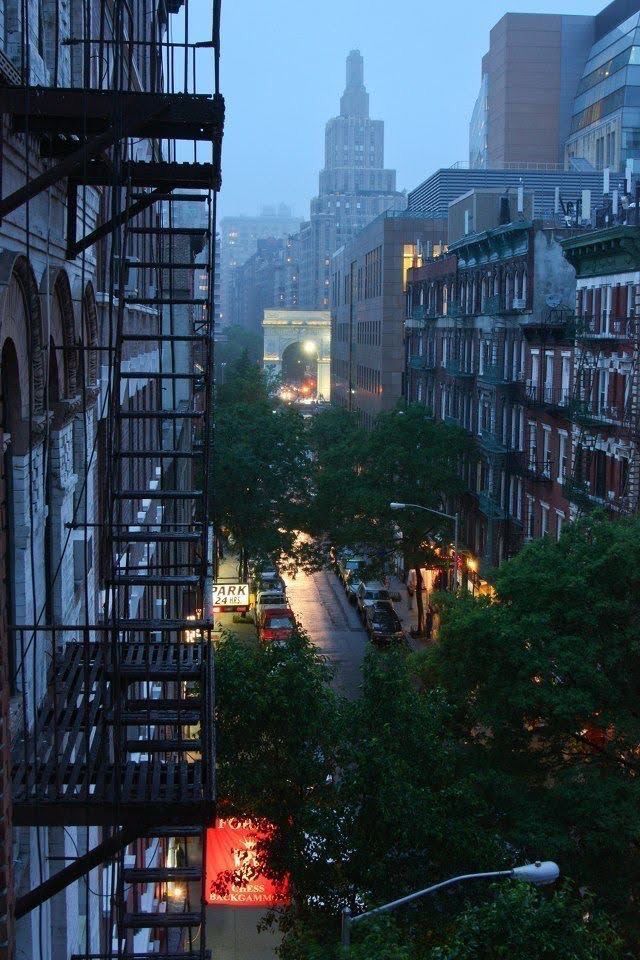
(340, 861), (560, 949)
(390, 501), (460, 590)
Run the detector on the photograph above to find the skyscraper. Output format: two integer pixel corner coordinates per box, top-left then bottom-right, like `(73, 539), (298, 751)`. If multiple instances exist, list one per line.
(299, 50), (406, 309)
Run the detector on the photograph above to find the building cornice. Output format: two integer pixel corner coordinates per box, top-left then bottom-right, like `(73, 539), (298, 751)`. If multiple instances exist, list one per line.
(560, 225), (640, 277)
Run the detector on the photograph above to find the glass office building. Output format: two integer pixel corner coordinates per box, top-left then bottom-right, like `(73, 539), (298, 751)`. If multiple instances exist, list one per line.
(566, 7), (640, 172)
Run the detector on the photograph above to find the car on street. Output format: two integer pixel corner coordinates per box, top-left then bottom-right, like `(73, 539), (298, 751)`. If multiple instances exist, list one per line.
(255, 587), (288, 623)
(258, 608), (296, 646)
(365, 602), (405, 646)
(337, 552), (368, 585)
(355, 581), (392, 620)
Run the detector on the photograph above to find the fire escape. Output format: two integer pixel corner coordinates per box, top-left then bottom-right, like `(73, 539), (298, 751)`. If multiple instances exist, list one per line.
(567, 308), (639, 517)
(4, 0), (223, 957)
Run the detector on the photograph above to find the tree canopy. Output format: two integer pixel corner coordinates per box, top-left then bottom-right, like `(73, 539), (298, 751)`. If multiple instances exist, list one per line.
(425, 512), (640, 946)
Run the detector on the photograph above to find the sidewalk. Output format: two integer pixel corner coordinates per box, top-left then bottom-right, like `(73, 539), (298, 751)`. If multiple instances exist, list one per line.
(387, 574), (434, 653)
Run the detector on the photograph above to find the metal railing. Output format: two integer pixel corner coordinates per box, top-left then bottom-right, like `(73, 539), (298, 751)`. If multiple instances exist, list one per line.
(478, 491), (507, 520)
(409, 354), (436, 372)
(445, 358), (475, 378)
(479, 429), (509, 457)
(575, 314), (633, 340)
(525, 384), (572, 410)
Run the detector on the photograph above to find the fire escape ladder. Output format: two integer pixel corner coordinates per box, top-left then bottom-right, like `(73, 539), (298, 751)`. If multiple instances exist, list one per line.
(567, 339), (602, 514)
(620, 320), (640, 514)
(8, 1), (222, 956)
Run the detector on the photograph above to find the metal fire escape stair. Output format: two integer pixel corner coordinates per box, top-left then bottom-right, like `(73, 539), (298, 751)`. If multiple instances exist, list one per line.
(7, 0), (222, 953)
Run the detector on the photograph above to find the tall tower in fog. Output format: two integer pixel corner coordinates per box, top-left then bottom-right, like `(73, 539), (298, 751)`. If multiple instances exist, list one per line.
(299, 50), (405, 309)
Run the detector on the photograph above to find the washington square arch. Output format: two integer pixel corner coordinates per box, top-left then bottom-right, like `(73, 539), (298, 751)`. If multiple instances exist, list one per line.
(263, 309), (331, 400)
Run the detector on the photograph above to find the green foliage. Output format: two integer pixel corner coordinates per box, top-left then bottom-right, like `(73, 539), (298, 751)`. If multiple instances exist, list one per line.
(427, 883), (623, 960)
(431, 513), (640, 944)
(216, 324), (264, 371)
(308, 403), (471, 564)
(214, 356), (311, 568)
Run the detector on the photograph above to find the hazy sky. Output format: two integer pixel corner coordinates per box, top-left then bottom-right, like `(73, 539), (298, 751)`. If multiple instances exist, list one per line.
(216, 0), (606, 221)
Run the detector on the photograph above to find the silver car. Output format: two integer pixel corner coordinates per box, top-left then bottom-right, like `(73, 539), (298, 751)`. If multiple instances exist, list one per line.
(355, 581), (392, 620)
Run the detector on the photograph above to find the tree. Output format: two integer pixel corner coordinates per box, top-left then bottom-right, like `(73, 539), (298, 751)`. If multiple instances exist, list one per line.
(309, 403), (470, 559)
(427, 513), (640, 947)
(214, 355), (311, 575)
(216, 324), (264, 376)
(427, 883), (622, 960)
(214, 628), (340, 884)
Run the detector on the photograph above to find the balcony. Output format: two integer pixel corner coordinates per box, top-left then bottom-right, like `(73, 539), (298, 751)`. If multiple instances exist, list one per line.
(409, 354), (436, 372)
(479, 429), (508, 458)
(477, 365), (524, 399)
(478, 491), (507, 521)
(525, 384), (571, 415)
(520, 311), (575, 342)
(444, 358), (475, 379)
(570, 399), (624, 430)
(564, 479), (608, 513)
(406, 304), (429, 328)
(575, 314), (631, 343)
(525, 458), (555, 484)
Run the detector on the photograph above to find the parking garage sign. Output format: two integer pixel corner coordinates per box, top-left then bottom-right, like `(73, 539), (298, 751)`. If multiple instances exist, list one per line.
(212, 583), (250, 611)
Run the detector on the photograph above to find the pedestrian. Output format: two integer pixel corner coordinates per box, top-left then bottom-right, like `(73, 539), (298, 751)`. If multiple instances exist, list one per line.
(425, 602), (435, 640)
(406, 568), (416, 609)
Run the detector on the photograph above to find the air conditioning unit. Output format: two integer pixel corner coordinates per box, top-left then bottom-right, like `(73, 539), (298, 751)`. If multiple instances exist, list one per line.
(512, 298), (526, 310)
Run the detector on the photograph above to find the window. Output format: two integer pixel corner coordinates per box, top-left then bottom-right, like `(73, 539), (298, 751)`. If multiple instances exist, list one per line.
(558, 431), (568, 483)
(555, 511), (565, 541)
(561, 354), (571, 403)
(544, 352), (554, 401)
(541, 503), (549, 537)
(542, 426), (551, 476)
(528, 422), (537, 469)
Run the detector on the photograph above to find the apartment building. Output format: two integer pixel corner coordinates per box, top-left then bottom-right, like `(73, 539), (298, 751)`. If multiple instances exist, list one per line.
(561, 225), (640, 515)
(0, 1), (221, 958)
(405, 193), (579, 584)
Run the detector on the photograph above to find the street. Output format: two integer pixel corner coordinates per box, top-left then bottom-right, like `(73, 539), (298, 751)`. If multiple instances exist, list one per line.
(206, 559), (368, 958)
(283, 565), (368, 699)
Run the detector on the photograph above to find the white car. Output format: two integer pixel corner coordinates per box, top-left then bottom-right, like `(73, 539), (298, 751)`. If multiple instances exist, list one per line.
(255, 588), (288, 623)
(355, 581), (392, 620)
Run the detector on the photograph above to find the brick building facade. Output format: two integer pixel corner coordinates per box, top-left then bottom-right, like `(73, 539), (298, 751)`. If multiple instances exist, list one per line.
(405, 205), (580, 584)
(561, 226), (640, 517)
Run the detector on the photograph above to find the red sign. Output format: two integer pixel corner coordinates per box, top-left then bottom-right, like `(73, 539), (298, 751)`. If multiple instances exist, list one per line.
(204, 818), (289, 908)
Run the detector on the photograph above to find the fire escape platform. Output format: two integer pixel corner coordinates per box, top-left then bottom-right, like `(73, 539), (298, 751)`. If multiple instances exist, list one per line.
(11, 641), (214, 827)
(71, 159), (220, 190)
(1, 87), (224, 141)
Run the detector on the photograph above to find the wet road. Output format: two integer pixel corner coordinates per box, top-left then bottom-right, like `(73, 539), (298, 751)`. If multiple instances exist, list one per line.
(283, 565), (368, 698)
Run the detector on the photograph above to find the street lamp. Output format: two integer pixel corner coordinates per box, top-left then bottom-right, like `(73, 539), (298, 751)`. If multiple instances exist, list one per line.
(389, 501), (460, 590)
(341, 861), (560, 949)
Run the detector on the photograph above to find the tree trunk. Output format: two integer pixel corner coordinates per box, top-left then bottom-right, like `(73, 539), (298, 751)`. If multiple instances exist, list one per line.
(414, 564), (424, 634)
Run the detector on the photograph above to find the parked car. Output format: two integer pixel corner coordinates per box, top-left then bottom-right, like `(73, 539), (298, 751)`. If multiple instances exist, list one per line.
(255, 588), (288, 623)
(338, 553), (367, 585)
(355, 581), (392, 620)
(258, 608), (296, 646)
(365, 602), (405, 646)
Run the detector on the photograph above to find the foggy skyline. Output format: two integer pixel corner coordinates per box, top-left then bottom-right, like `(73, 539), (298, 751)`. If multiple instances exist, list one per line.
(217, 0), (606, 221)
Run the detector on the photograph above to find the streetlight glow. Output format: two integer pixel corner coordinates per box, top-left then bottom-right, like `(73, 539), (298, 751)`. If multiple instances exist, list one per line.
(302, 340), (317, 355)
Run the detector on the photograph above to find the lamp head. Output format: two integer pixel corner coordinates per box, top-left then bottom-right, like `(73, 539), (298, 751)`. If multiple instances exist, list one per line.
(512, 861), (560, 886)
(389, 502), (406, 510)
